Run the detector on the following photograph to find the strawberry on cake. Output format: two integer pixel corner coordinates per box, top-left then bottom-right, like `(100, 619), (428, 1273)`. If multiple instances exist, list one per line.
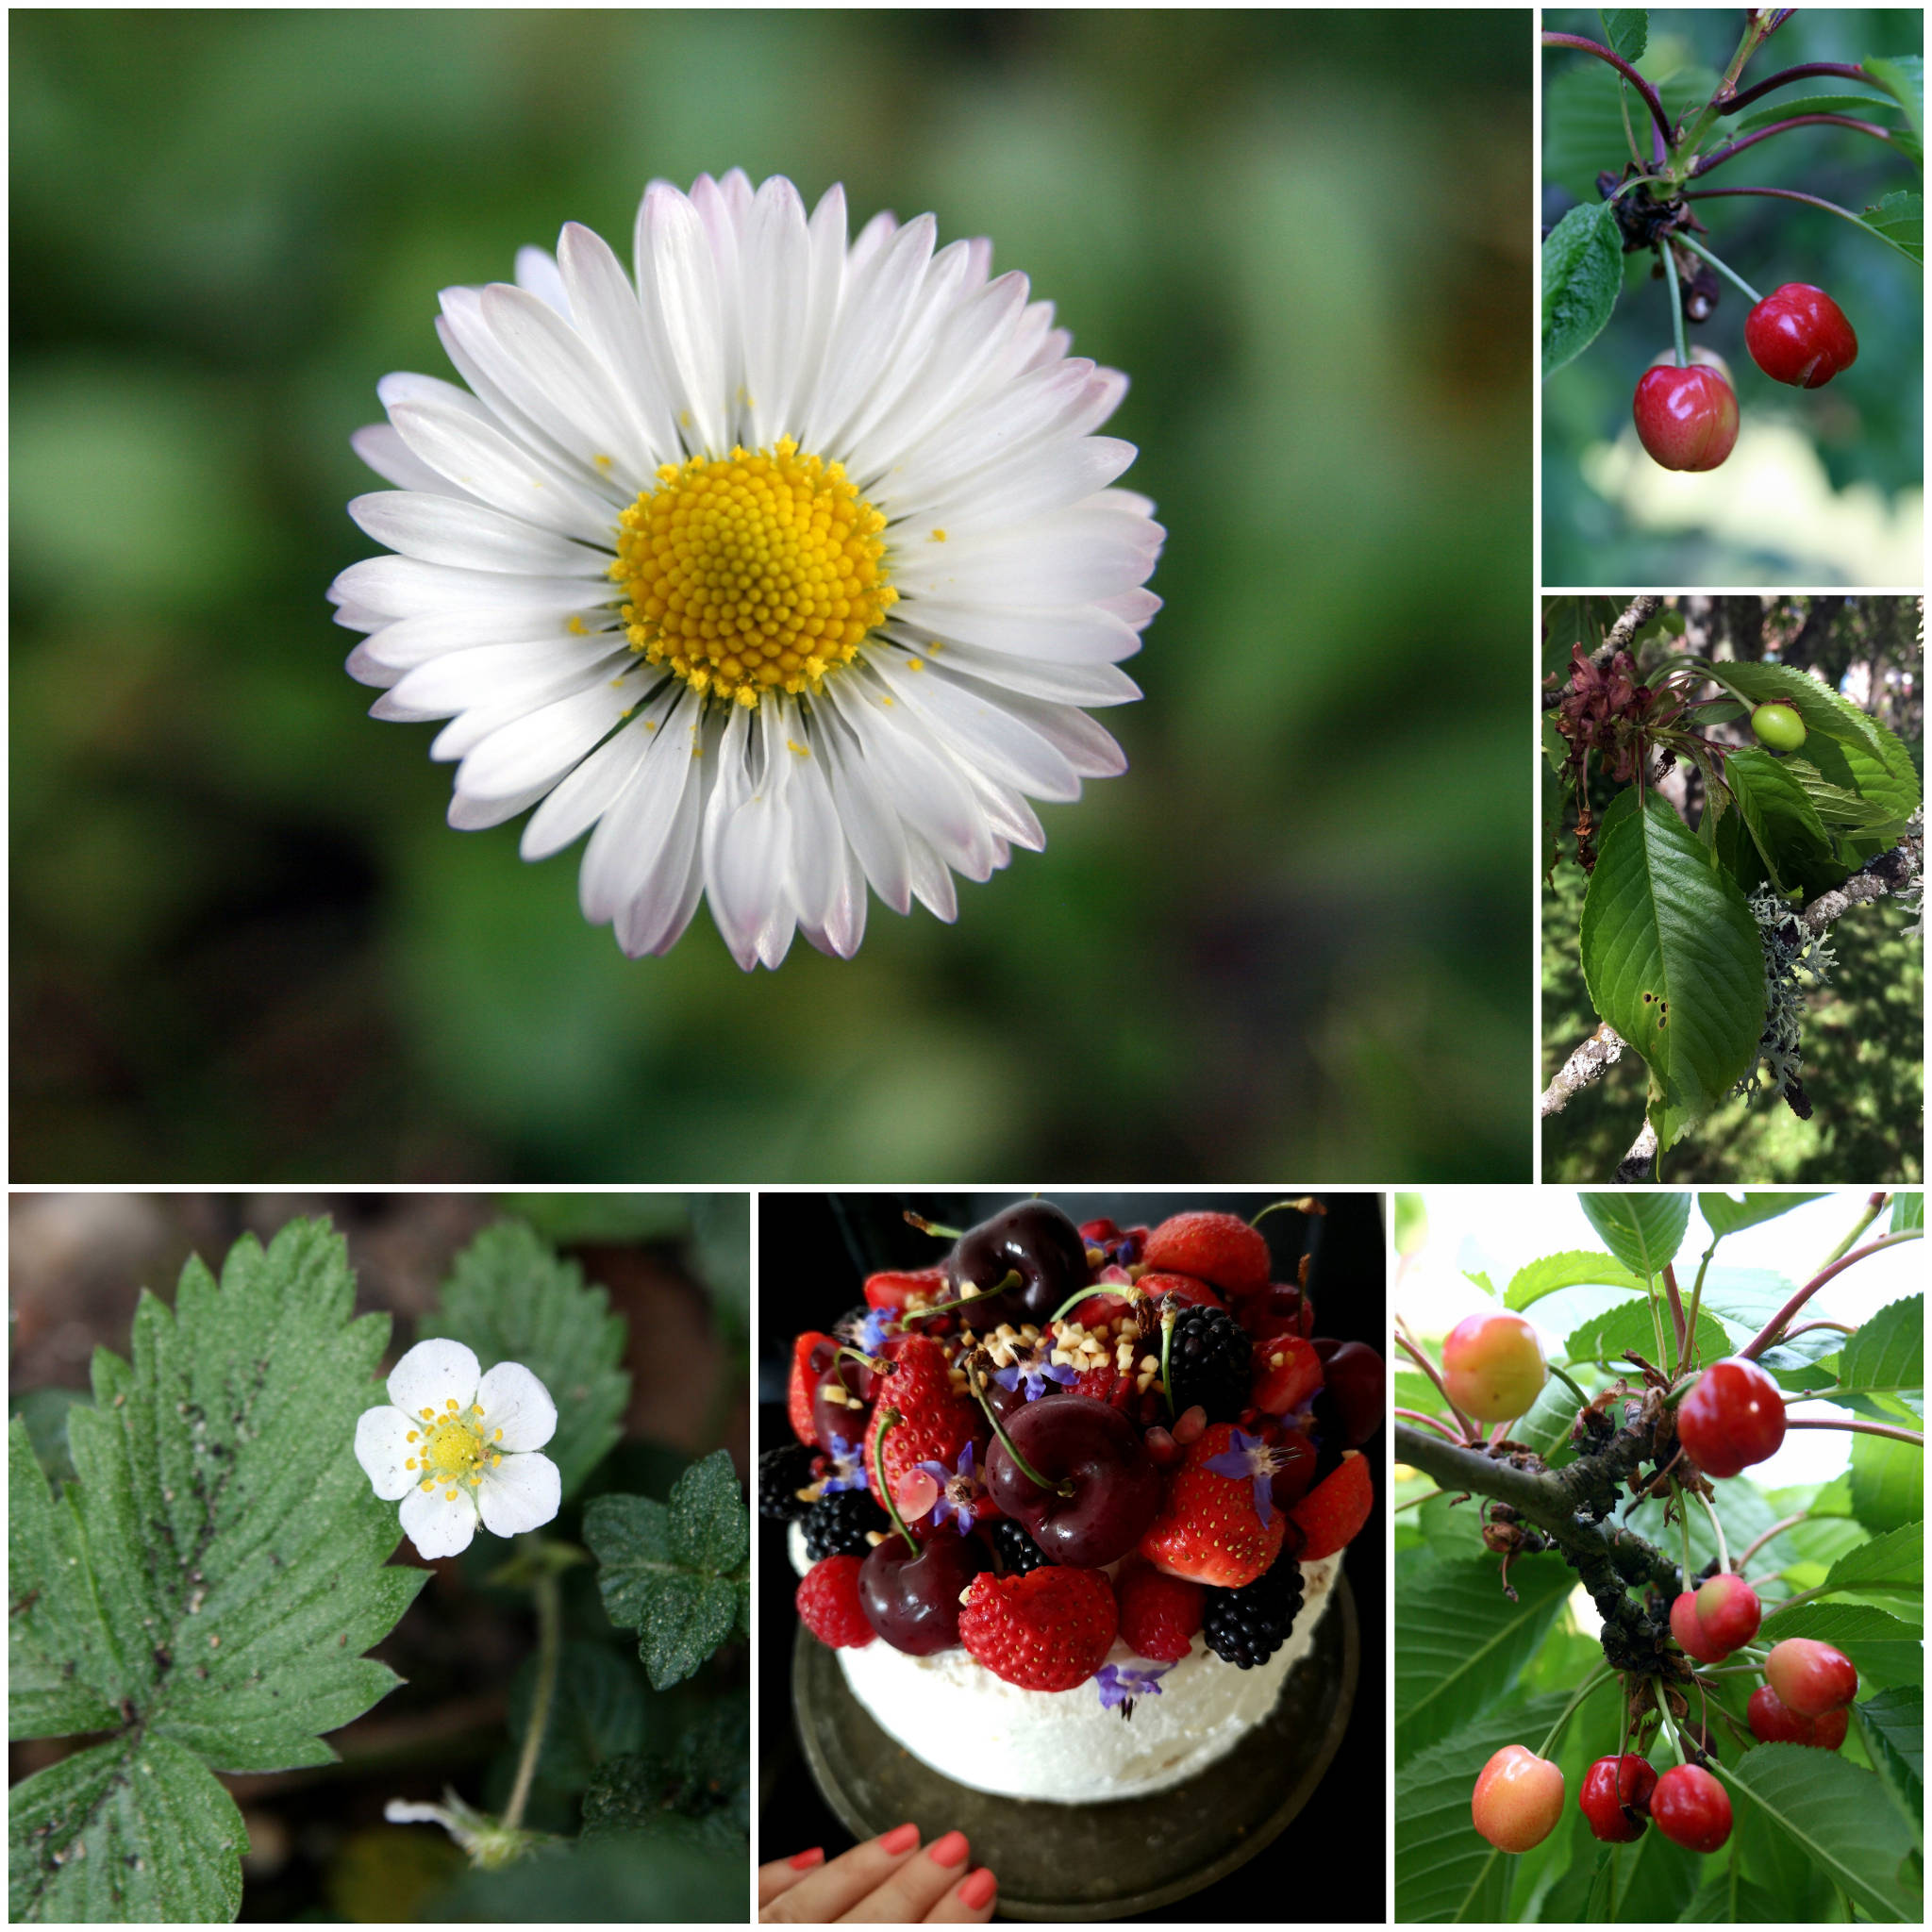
(761, 1199), (1381, 1803)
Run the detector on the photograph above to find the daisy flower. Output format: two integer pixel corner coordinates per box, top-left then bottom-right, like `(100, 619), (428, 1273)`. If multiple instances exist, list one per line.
(331, 170), (1161, 968)
(355, 1339), (562, 1558)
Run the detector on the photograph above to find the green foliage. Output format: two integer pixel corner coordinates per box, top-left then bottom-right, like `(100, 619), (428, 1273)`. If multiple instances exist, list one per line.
(1505, 1248), (1644, 1310)
(496, 1192), (691, 1246)
(420, 1221), (630, 1498)
(431, 1829), (742, 1923)
(1850, 1423), (1923, 1534)
(586, 1450), (748, 1690)
(1542, 202), (1624, 380)
(581, 1690), (749, 1840)
(507, 1641), (647, 1792)
(8, 1222), (428, 1923)
(1598, 9), (1648, 63)
(1820, 1523), (1922, 1603)
(1841, 1295), (1924, 1405)
(1565, 1297), (1726, 1374)
(1580, 1191), (1691, 1277)
(8, 1386), (86, 1492)
(687, 1193), (749, 1332)
(1697, 1191), (1826, 1239)
(1857, 1687), (1924, 1837)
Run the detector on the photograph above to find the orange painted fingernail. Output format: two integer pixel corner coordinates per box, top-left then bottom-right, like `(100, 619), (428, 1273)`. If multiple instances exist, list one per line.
(927, 1829), (969, 1869)
(879, 1822), (921, 1855)
(958, 1867), (998, 1910)
(789, 1847), (824, 1871)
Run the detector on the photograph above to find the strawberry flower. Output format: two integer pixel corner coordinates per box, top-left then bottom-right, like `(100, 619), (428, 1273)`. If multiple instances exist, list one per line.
(1095, 1661), (1171, 1712)
(913, 1441), (990, 1533)
(1203, 1426), (1287, 1527)
(355, 1339), (561, 1559)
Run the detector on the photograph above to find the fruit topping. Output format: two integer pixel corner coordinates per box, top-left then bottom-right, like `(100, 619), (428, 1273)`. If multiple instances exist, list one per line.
(1142, 1211), (1270, 1299)
(802, 1487), (891, 1562)
(1250, 1325), (1323, 1416)
(758, 1441), (818, 1521)
(796, 1554), (874, 1649)
(983, 1391), (1161, 1568)
(1310, 1339), (1386, 1445)
(788, 1330), (836, 1445)
(959, 1565), (1118, 1691)
(982, 1515), (1051, 1576)
(858, 1532), (984, 1656)
(1164, 1304), (1254, 1424)
(1140, 1422), (1288, 1588)
(862, 1335), (982, 1540)
(1202, 1543), (1305, 1668)
(1287, 1449), (1374, 1558)
(1115, 1557), (1205, 1662)
(945, 1201), (1091, 1327)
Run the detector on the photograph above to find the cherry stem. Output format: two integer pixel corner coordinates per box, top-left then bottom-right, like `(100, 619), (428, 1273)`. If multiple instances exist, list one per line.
(1786, 1415), (1925, 1446)
(903, 1212), (962, 1241)
(1735, 1511), (1809, 1574)
(1541, 32), (1674, 144)
(1773, 1583), (1826, 1616)
(1394, 1406), (1467, 1443)
(1774, 1320), (1856, 1342)
(914, 1270), (1024, 1320)
(871, 1407), (921, 1555)
(1536, 1663), (1616, 1760)
(1158, 1301), (1178, 1422)
(1738, 1229), (1922, 1360)
(1681, 184), (1870, 236)
(1719, 59), (1873, 114)
(1545, 1360), (1593, 1408)
(837, 1344), (891, 1374)
(1662, 1262), (1690, 1373)
(1658, 241), (1690, 368)
(1690, 1487), (1732, 1576)
(1671, 231), (1763, 306)
(1676, 1483), (1696, 1591)
(1251, 1196), (1323, 1227)
(1651, 1677), (1689, 1766)
(1046, 1282), (1141, 1327)
(1818, 1192), (1888, 1273)
(967, 1377), (1074, 1499)
(1693, 113), (1900, 179)
(1393, 1320), (1480, 1441)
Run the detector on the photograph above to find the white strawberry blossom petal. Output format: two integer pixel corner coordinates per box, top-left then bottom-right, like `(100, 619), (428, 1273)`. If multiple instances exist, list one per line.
(477, 1451), (563, 1538)
(332, 170), (1161, 967)
(476, 1361), (558, 1452)
(386, 1338), (479, 1418)
(399, 1483), (480, 1560)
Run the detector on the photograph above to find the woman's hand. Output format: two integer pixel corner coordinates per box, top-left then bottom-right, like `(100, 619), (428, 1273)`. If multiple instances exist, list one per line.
(759, 1824), (999, 1924)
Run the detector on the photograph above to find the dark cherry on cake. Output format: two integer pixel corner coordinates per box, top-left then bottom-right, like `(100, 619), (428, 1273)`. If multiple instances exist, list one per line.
(944, 1200), (1091, 1327)
(983, 1392), (1162, 1568)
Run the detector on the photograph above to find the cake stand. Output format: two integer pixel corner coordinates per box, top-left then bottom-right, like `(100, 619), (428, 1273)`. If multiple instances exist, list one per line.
(791, 1573), (1358, 1920)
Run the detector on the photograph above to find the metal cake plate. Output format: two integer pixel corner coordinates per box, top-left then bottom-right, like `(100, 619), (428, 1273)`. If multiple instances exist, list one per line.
(791, 1573), (1357, 1921)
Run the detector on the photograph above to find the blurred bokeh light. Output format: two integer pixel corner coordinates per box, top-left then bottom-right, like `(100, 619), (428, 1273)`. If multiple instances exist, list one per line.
(11, 8), (1531, 1182)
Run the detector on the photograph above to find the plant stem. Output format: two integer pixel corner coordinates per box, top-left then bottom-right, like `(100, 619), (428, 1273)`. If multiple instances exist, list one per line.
(1676, 1486), (1695, 1590)
(1546, 1360), (1594, 1408)
(1693, 114), (1901, 178)
(1652, 1677), (1688, 1764)
(1661, 1264), (1689, 1373)
(502, 1558), (561, 1832)
(1734, 1512), (1808, 1573)
(1721, 60), (1873, 114)
(1672, 232), (1763, 306)
(1677, 10), (1781, 158)
(1681, 184), (1877, 239)
(872, 1407), (922, 1552)
(1394, 1322), (1479, 1441)
(1394, 1406), (1468, 1443)
(1786, 1416), (1924, 1446)
(1738, 1230), (1923, 1360)
(1692, 1489), (1731, 1575)
(1536, 1664), (1616, 1759)
(1541, 32), (1675, 144)
(1819, 1193), (1888, 1273)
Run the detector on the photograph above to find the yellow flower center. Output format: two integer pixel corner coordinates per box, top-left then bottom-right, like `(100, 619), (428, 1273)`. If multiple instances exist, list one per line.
(405, 1399), (507, 1502)
(610, 437), (896, 708)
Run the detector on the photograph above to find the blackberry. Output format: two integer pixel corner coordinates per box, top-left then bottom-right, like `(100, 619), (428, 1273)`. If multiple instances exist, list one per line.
(802, 1488), (890, 1561)
(758, 1442), (818, 1522)
(983, 1516), (1051, 1575)
(1165, 1305), (1252, 1423)
(1202, 1555), (1305, 1668)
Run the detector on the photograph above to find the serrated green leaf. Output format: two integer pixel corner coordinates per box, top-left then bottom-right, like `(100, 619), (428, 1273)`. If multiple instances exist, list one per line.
(1697, 1191), (1829, 1239)
(1857, 1686), (1924, 1840)
(1725, 1743), (1921, 1921)
(1676, 1866), (1791, 1920)
(1724, 747), (1843, 896)
(1736, 90), (1900, 133)
(1395, 1552), (1574, 1762)
(1779, 757), (1903, 831)
(1566, 1299), (1726, 1376)
(420, 1220), (629, 1499)
(1699, 1266), (1845, 1371)
(1892, 1195), (1925, 1235)
(1543, 202), (1624, 380)
(495, 1191), (690, 1246)
(1842, 1295), (1924, 1401)
(1585, 1824), (1700, 1921)
(580, 1690), (748, 1840)
(8, 1734), (244, 1923)
(9, 1223), (427, 1782)
(8, 1387), (86, 1493)
(1394, 1690), (1573, 1921)
(1580, 1192), (1692, 1277)
(508, 1640), (647, 1794)
(1705, 659), (1919, 788)
(1759, 1602), (1924, 1689)
(1544, 60), (1647, 202)
(1858, 189), (1924, 263)
(1821, 1523), (1923, 1600)
(1598, 9), (1647, 62)
(1506, 1249), (1646, 1310)
(586, 1450), (747, 1690)
(1852, 1425), (1924, 1536)
(1865, 55), (1925, 146)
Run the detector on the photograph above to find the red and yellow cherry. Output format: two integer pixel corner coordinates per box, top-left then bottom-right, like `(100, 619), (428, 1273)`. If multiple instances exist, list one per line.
(1750, 701), (1807, 753)
(1472, 1745), (1566, 1853)
(1441, 1312), (1547, 1424)
(1671, 1591), (1732, 1664)
(1746, 284), (1858, 389)
(1748, 1683), (1849, 1750)
(1579, 1754), (1659, 1842)
(1675, 1357), (1786, 1477)
(1650, 1763), (1732, 1852)
(1694, 1574), (1762, 1654)
(1765, 1637), (1859, 1717)
(1634, 362), (1740, 472)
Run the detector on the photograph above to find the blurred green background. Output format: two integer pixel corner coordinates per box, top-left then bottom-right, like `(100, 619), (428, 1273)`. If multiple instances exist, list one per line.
(1542, 8), (1924, 585)
(11, 8), (1532, 1184)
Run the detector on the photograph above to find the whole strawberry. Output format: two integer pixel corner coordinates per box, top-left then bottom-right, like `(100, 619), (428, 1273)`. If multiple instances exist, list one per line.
(1142, 1213), (1270, 1299)
(1140, 1421), (1287, 1587)
(1116, 1557), (1204, 1662)
(796, 1554), (874, 1649)
(959, 1565), (1118, 1690)
(863, 1334), (981, 1538)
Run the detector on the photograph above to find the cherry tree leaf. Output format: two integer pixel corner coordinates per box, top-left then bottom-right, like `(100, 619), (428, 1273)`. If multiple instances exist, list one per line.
(1579, 1192), (1691, 1277)
(1542, 202), (1624, 380)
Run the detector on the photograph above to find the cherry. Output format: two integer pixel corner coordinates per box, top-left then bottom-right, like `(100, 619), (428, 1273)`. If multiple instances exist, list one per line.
(1441, 1311), (1547, 1424)
(1747, 1683), (1849, 1750)
(1750, 701), (1807, 753)
(1694, 1574), (1761, 1654)
(1650, 1763), (1732, 1853)
(1765, 1637), (1858, 1718)
(983, 1392), (1161, 1568)
(1745, 283), (1857, 389)
(810, 1360), (872, 1455)
(1633, 363), (1740, 472)
(1675, 1357), (1785, 1478)
(1579, 1754), (1658, 1842)
(1671, 1591), (1732, 1665)
(1311, 1339), (1386, 1444)
(947, 1201), (1091, 1328)
(1472, 1745), (1565, 1854)
(1265, 1425), (1319, 1510)
(858, 1531), (985, 1655)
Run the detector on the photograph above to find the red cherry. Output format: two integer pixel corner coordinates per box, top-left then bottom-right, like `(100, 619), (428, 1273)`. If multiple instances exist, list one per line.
(1650, 1763), (1732, 1853)
(1694, 1574), (1761, 1654)
(1312, 1339), (1386, 1444)
(1745, 283), (1858, 388)
(1441, 1311), (1546, 1424)
(1578, 1754), (1658, 1842)
(1747, 1684), (1849, 1750)
(1676, 1357), (1786, 1477)
(1472, 1745), (1565, 1853)
(1671, 1591), (1731, 1665)
(1765, 1637), (1859, 1717)
(1633, 364), (1740, 472)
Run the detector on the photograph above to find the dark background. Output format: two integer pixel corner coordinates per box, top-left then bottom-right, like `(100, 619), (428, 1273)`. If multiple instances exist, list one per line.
(12, 8), (1532, 1185)
(757, 1191), (1388, 1921)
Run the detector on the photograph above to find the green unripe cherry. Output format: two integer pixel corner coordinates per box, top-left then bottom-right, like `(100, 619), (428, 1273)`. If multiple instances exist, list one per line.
(1751, 702), (1807, 753)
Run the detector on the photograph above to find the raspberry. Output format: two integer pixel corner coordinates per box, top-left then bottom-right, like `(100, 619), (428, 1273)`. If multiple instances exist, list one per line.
(795, 1555), (874, 1649)
(1202, 1549), (1305, 1668)
(1116, 1559), (1204, 1662)
(802, 1488), (890, 1562)
(1164, 1305), (1253, 1424)
(758, 1442), (818, 1522)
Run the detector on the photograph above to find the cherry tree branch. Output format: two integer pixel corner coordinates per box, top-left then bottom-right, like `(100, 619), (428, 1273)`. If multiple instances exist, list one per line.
(1692, 114), (1901, 177)
(1737, 1230), (1924, 1361)
(1717, 60), (1874, 114)
(1541, 1021), (1628, 1116)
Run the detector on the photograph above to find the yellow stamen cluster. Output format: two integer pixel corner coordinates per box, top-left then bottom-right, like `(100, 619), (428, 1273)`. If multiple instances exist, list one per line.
(408, 1396), (491, 1501)
(610, 437), (895, 708)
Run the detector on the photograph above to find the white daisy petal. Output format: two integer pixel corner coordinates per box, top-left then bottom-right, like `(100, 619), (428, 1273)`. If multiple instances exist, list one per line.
(386, 1338), (481, 1420)
(477, 1451), (562, 1538)
(476, 1361), (558, 1451)
(338, 172), (1159, 969)
(399, 1482), (479, 1560)
(354, 1406), (423, 1501)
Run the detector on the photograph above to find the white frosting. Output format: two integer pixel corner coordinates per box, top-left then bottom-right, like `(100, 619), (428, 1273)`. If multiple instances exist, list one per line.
(791, 1521), (1341, 1802)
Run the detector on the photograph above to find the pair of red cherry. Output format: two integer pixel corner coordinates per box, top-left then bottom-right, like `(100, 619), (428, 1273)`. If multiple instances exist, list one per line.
(1634, 282), (1857, 472)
